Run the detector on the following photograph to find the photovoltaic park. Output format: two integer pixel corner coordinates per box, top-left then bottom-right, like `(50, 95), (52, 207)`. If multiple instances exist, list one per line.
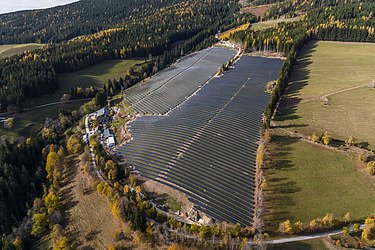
(117, 47), (283, 226)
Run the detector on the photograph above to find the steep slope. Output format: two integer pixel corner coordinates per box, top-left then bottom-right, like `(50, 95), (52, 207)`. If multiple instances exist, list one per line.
(0, 0), (181, 44)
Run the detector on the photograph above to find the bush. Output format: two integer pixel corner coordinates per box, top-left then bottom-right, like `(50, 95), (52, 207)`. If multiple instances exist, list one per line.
(310, 132), (320, 142)
(367, 161), (375, 175)
(321, 132), (331, 145)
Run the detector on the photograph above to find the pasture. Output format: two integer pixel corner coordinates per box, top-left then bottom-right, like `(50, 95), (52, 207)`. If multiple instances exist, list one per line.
(0, 43), (44, 58)
(274, 41), (375, 149)
(264, 130), (375, 230)
(117, 55), (283, 225)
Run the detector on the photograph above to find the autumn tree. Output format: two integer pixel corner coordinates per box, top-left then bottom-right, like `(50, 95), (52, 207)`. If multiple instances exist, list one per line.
(345, 136), (356, 146)
(362, 217), (375, 241)
(367, 161), (375, 175)
(31, 213), (48, 236)
(321, 132), (331, 145)
(67, 134), (83, 154)
(278, 220), (293, 234)
(310, 132), (320, 143)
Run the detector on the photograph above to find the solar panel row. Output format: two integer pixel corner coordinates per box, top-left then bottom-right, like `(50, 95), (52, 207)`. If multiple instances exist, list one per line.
(116, 55), (283, 225)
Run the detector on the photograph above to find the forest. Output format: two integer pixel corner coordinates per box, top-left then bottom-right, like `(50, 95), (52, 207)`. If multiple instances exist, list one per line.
(0, 0), (184, 44)
(0, 0), (253, 112)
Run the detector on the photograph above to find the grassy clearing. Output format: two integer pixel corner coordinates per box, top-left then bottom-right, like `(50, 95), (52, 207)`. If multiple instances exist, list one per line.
(1, 59), (143, 138)
(1, 101), (84, 137)
(0, 43), (44, 58)
(242, 4), (273, 17)
(275, 41), (375, 149)
(34, 59), (144, 105)
(250, 17), (300, 31)
(264, 130), (375, 230)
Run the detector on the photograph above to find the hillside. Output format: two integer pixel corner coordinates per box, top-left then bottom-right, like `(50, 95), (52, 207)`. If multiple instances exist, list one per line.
(0, 0), (181, 44)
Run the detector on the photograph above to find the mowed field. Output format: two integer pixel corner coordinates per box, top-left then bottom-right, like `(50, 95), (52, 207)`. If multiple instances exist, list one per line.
(0, 43), (44, 58)
(264, 130), (375, 230)
(274, 41), (375, 149)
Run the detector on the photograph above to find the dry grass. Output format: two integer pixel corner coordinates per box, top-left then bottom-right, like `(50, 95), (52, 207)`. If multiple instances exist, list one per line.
(61, 155), (132, 249)
(242, 4), (273, 17)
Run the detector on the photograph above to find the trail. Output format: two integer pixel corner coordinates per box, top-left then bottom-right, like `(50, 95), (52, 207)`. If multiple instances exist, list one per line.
(300, 82), (372, 104)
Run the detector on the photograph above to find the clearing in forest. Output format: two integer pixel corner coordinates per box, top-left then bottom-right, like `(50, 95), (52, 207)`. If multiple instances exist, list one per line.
(0, 43), (44, 58)
(274, 41), (375, 149)
(35, 59), (144, 105)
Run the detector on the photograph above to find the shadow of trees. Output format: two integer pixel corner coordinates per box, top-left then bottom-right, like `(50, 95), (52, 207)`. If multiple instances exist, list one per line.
(264, 134), (301, 230)
(273, 41), (317, 126)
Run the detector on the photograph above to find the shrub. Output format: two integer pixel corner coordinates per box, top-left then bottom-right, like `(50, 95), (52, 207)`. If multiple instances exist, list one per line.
(321, 132), (331, 145)
(345, 136), (356, 146)
(362, 217), (375, 241)
(278, 220), (293, 234)
(310, 132), (320, 143)
(367, 161), (375, 175)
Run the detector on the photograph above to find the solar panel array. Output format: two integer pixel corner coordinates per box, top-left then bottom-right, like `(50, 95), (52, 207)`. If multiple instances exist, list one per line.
(124, 46), (236, 115)
(116, 56), (283, 225)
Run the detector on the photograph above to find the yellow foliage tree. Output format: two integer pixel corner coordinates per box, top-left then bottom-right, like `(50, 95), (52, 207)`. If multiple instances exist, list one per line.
(321, 132), (331, 145)
(46, 150), (59, 181)
(278, 220), (293, 234)
(362, 217), (375, 241)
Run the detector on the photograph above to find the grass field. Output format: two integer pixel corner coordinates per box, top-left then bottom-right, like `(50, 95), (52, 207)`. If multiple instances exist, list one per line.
(0, 43), (44, 58)
(0, 59), (144, 138)
(264, 130), (375, 230)
(0, 101), (85, 137)
(274, 41), (375, 149)
(250, 17), (300, 31)
(33, 59), (144, 105)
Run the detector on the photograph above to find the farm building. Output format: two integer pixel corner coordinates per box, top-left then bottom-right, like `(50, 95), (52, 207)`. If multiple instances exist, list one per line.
(96, 106), (110, 123)
(103, 128), (115, 147)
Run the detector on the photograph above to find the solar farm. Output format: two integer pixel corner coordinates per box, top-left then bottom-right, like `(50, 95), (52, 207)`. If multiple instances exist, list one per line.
(124, 46), (236, 115)
(117, 49), (283, 226)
